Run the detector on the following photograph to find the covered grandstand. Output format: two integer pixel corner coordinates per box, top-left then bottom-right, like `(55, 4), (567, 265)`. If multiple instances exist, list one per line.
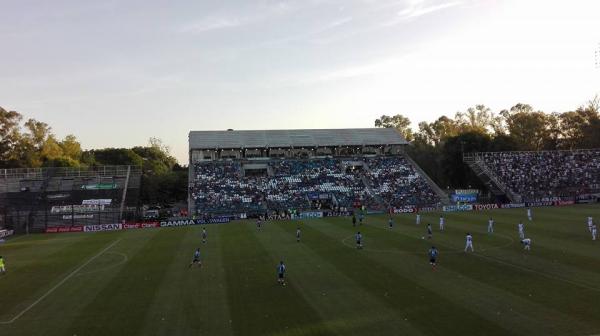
(0, 165), (142, 233)
(188, 128), (448, 217)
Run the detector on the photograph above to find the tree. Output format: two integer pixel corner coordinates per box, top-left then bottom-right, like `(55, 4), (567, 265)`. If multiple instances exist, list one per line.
(455, 105), (495, 134)
(501, 105), (552, 151)
(0, 107), (23, 167)
(374, 114), (413, 141)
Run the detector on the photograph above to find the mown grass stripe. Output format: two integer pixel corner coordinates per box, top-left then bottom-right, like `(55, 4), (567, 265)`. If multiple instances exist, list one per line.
(258, 220), (426, 336)
(284, 220), (515, 336)
(220, 222), (332, 336)
(65, 228), (187, 336)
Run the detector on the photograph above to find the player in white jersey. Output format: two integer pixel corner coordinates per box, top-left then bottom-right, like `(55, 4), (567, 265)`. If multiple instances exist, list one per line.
(202, 227), (207, 244)
(296, 227), (301, 242)
(487, 217), (494, 234)
(388, 217), (394, 229)
(439, 215), (445, 231)
(416, 213), (421, 225)
(356, 232), (363, 249)
(527, 208), (532, 221)
(592, 224), (597, 241)
(464, 233), (474, 252)
(588, 216), (593, 232)
(521, 238), (532, 250)
(518, 221), (525, 239)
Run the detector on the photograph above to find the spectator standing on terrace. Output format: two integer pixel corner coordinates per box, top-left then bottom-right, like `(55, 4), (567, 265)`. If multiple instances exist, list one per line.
(439, 215), (445, 231)
(0, 256), (6, 274)
(488, 217), (494, 234)
(518, 221), (525, 239)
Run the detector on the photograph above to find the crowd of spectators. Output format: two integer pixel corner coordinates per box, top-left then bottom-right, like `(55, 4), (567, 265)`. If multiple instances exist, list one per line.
(190, 156), (441, 215)
(364, 157), (440, 207)
(480, 150), (600, 201)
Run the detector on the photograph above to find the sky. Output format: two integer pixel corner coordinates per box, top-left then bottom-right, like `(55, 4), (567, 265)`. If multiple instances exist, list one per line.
(1, 0), (599, 163)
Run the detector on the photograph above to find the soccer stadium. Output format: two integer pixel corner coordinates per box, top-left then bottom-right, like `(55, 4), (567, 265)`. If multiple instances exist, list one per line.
(1, 127), (600, 335)
(2, 1), (600, 335)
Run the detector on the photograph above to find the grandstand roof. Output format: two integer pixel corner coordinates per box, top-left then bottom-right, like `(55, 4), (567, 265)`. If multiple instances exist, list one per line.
(189, 128), (409, 149)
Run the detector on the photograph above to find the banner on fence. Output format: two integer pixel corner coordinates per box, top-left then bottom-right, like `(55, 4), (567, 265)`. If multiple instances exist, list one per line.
(473, 204), (499, 211)
(45, 226), (83, 233)
(83, 223), (122, 232)
(443, 204), (473, 212)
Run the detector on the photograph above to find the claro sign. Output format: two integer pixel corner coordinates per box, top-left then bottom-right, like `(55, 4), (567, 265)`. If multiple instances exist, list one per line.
(83, 224), (123, 232)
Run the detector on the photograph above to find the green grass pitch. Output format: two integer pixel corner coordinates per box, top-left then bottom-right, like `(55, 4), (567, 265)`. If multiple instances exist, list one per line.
(1, 204), (600, 336)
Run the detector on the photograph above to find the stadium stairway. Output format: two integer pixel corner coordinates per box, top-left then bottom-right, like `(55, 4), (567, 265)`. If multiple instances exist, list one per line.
(359, 175), (387, 208)
(402, 153), (451, 205)
(463, 153), (521, 203)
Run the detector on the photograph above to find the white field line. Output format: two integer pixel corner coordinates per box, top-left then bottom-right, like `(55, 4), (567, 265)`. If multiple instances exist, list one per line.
(0, 239), (121, 324)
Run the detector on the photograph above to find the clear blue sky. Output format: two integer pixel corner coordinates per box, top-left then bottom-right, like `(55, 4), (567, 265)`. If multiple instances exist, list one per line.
(1, 0), (599, 163)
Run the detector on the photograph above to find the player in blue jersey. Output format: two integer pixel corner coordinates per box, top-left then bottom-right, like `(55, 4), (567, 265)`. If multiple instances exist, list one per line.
(189, 248), (201, 268)
(428, 246), (438, 270)
(277, 261), (286, 285)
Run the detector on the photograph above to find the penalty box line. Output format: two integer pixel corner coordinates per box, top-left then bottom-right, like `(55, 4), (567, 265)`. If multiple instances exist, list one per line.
(0, 238), (122, 325)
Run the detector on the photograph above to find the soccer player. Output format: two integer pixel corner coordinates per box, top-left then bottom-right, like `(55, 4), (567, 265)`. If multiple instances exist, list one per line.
(256, 218), (262, 230)
(0, 256), (5, 275)
(521, 238), (532, 250)
(487, 217), (494, 234)
(592, 224), (597, 241)
(277, 261), (286, 285)
(359, 212), (364, 226)
(416, 213), (421, 225)
(465, 233), (474, 252)
(518, 221), (525, 239)
(439, 215), (445, 231)
(527, 208), (532, 221)
(427, 224), (433, 239)
(296, 227), (301, 242)
(388, 217), (394, 229)
(356, 231), (363, 249)
(202, 227), (207, 244)
(189, 248), (202, 268)
(352, 214), (357, 227)
(588, 216), (594, 232)
(428, 246), (438, 270)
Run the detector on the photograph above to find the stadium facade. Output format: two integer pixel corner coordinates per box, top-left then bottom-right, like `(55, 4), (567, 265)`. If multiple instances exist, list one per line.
(0, 166), (141, 233)
(188, 128), (448, 217)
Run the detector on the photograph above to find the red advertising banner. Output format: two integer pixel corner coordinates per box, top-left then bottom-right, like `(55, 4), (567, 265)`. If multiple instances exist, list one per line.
(45, 225), (84, 233)
(473, 204), (500, 211)
(122, 222), (159, 230)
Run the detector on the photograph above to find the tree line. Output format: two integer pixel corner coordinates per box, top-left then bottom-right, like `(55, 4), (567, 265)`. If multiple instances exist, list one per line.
(0, 107), (187, 205)
(374, 97), (600, 190)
